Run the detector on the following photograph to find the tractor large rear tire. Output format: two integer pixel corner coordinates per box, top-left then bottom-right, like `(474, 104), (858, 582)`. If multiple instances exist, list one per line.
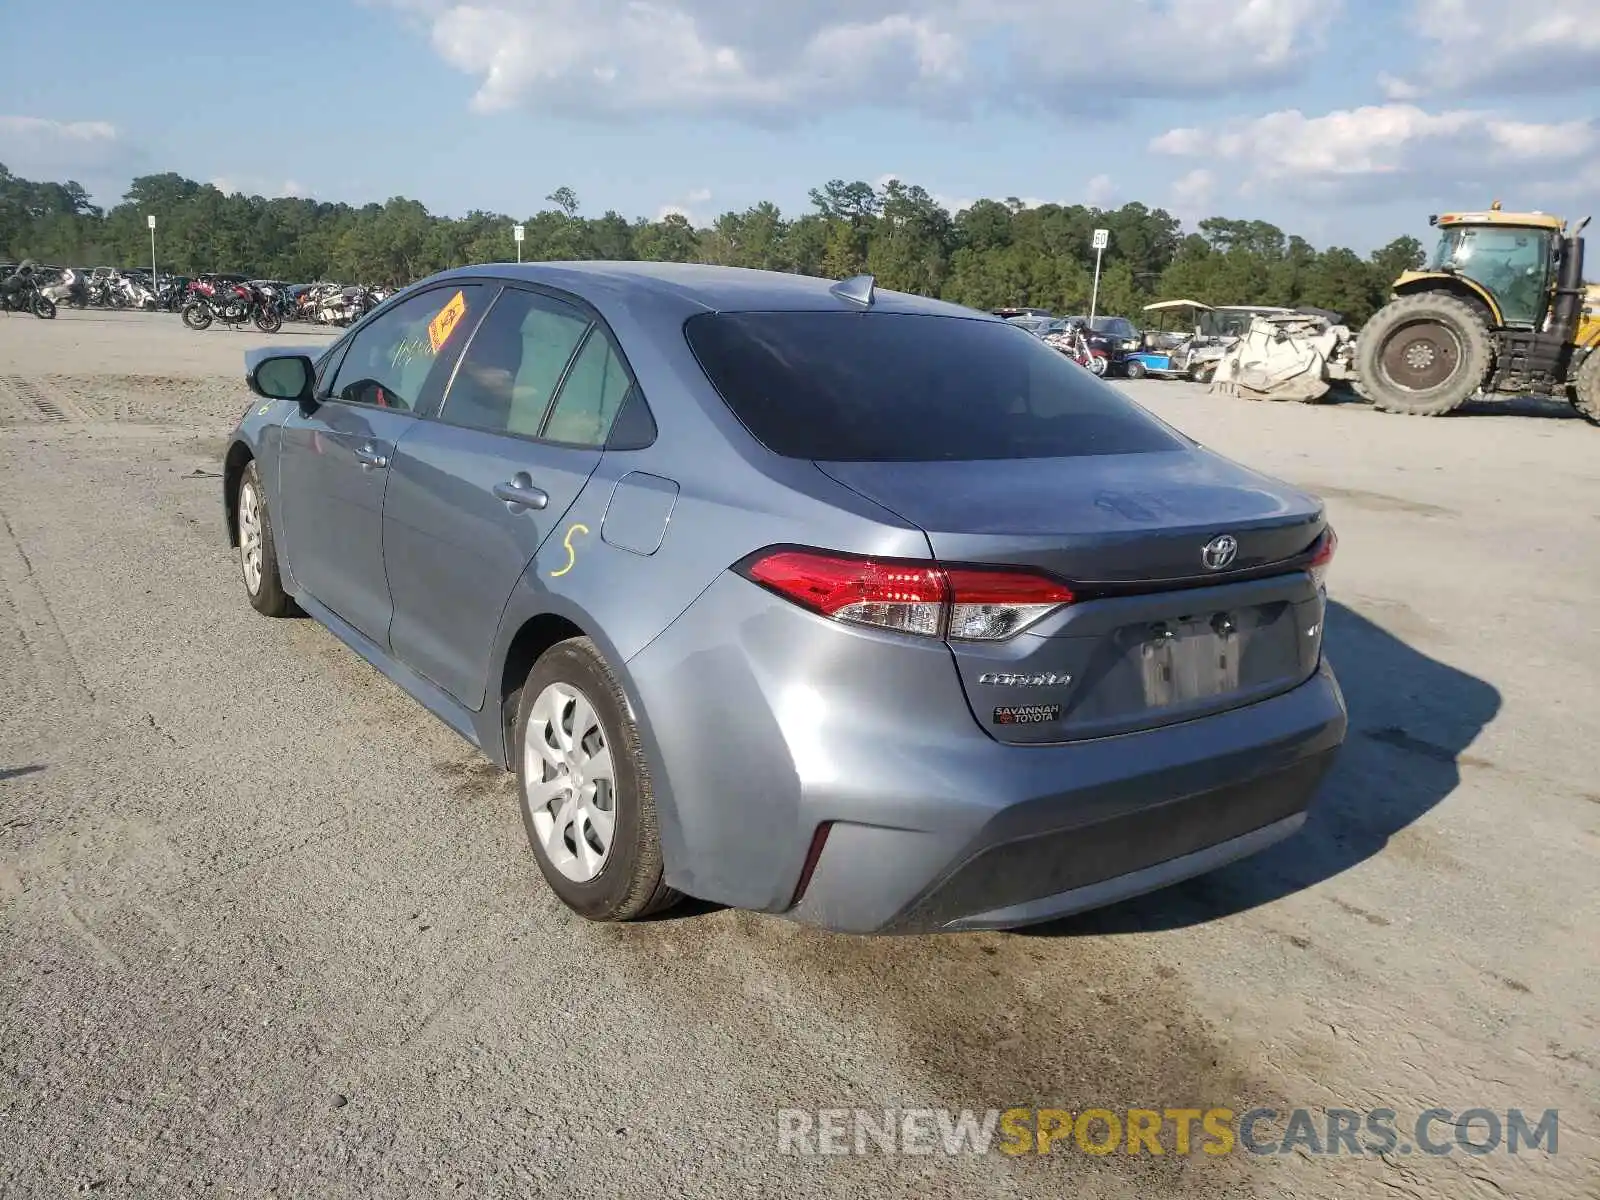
(1355, 293), (1491, 416)
(1572, 348), (1600, 426)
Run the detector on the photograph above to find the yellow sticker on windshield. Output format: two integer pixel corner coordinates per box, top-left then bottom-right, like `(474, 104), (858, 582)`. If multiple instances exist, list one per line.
(428, 290), (467, 352)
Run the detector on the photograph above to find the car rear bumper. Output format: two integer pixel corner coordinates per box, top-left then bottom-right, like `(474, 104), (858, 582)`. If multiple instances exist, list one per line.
(625, 573), (1346, 934)
(785, 662), (1342, 933)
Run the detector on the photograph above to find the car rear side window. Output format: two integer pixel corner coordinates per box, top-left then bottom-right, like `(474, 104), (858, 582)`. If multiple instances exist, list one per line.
(684, 311), (1184, 462)
(542, 331), (633, 446)
(440, 288), (593, 437)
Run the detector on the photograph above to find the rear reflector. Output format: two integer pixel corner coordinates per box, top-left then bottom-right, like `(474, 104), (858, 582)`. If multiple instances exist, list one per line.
(740, 548), (1074, 641)
(790, 821), (833, 907)
(1308, 527), (1337, 590)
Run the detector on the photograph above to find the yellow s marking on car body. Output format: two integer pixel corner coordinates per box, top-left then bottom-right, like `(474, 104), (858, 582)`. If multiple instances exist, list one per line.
(549, 523), (589, 578)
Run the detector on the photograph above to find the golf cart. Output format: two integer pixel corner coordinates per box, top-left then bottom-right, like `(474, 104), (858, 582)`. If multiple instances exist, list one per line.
(1126, 300), (1301, 382)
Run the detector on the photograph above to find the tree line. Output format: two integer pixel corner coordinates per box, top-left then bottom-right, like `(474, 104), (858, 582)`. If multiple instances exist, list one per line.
(1, 165), (1426, 327)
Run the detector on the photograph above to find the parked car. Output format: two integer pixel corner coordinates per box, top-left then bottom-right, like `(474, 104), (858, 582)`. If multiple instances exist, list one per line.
(225, 263), (1346, 934)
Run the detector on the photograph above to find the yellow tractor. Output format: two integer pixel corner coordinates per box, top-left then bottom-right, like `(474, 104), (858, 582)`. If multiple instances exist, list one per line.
(1354, 202), (1600, 421)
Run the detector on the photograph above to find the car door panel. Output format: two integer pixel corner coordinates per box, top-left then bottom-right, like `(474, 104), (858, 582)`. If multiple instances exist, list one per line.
(279, 404), (416, 644)
(384, 424), (601, 708)
(382, 285), (641, 710)
(275, 282), (491, 648)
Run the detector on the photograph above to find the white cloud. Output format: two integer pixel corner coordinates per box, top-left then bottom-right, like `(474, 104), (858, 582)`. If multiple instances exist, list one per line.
(0, 115), (133, 189)
(1084, 174), (1115, 207)
(208, 176), (311, 199)
(685, 186), (712, 204)
(1389, 0), (1600, 96)
(0, 115), (117, 143)
(1151, 104), (1599, 204)
(1169, 168), (1216, 219)
(376, 0), (1334, 119)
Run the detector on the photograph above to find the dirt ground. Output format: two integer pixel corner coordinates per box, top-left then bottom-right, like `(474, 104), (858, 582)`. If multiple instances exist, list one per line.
(1, 309), (1596, 1199)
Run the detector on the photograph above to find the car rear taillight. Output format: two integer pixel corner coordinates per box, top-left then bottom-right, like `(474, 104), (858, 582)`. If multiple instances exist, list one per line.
(944, 567), (1075, 640)
(1308, 527), (1337, 590)
(740, 549), (1074, 641)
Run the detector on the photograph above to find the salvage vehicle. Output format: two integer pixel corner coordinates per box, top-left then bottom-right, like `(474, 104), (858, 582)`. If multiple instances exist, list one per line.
(1352, 203), (1599, 420)
(225, 263), (1345, 934)
(1210, 310), (1356, 404)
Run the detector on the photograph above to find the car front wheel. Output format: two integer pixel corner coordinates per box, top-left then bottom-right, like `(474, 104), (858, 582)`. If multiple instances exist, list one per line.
(237, 460), (294, 617)
(513, 637), (680, 922)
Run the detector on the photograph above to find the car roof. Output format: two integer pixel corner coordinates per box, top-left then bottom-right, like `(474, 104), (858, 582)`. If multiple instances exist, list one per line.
(428, 260), (990, 319)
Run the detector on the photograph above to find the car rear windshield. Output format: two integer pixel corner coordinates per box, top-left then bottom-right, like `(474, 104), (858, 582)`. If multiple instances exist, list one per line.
(684, 311), (1184, 462)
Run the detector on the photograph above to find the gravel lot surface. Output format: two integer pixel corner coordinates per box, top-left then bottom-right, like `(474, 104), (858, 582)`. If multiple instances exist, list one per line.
(2, 309), (1596, 1198)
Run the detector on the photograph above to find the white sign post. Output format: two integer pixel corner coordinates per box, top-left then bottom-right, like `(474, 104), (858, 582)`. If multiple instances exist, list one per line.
(513, 223), (525, 264)
(147, 214), (157, 291)
(1089, 228), (1109, 325)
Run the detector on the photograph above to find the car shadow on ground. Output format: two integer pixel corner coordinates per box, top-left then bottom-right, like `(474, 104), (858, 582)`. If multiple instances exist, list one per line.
(1022, 600), (1502, 937)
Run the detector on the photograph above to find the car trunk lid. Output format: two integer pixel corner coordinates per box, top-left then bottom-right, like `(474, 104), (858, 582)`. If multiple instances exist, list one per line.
(816, 450), (1328, 744)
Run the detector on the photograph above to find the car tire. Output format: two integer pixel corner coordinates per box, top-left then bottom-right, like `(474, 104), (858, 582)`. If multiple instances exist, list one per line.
(1125, 360), (1148, 380)
(1354, 292), (1490, 416)
(513, 637), (681, 922)
(236, 460), (295, 617)
(1571, 348), (1600, 425)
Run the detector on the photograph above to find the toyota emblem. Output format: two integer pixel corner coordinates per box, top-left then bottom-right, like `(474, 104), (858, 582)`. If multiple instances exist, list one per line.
(1202, 534), (1238, 570)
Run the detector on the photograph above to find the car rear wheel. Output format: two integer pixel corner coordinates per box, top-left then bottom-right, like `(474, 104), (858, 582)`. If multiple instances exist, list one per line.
(513, 637), (680, 922)
(237, 460), (294, 617)
(1125, 359), (1148, 379)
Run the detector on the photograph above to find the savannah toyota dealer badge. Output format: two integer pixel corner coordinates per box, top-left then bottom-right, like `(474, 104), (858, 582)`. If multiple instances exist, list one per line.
(993, 704), (1062, 725)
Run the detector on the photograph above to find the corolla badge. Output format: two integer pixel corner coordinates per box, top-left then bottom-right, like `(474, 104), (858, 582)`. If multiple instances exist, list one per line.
(1201, 534), (1239, 570)
(978, 672), (1072, 687)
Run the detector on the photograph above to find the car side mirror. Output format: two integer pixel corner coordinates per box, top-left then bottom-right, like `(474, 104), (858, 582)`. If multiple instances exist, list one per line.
(246, 351), (316, 406)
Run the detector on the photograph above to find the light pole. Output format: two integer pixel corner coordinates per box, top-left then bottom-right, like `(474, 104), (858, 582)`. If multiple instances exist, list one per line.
(147, 214), (157, 293)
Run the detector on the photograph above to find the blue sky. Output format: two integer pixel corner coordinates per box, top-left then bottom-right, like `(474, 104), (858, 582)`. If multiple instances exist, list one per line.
(2, 0), (1596, 253)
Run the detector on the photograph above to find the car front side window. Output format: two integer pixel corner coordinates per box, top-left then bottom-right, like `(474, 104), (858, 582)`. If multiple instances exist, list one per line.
(327, 284), (487, 413)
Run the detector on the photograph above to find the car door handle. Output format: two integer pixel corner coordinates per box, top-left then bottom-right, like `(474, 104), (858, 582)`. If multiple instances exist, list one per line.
(354, 443), (388, 469)
(494, 475), (548, 510)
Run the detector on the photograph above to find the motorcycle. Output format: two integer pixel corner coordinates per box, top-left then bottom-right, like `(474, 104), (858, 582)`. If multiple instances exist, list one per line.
(41, 271), (90, 309)
(154, 276), (190, 312)
(0, 275), (57, 319)
(114, 273), (159, 310)
(181, 279), (282, 333)
(251, 281), (297, 325)
(308, 283), (375, 327)
(1043, 322), (1107, 376)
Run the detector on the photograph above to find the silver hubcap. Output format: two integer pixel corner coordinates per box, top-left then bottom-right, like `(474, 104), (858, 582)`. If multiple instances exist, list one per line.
(524, 682), (616, 882)
(239, 480), (263, 594)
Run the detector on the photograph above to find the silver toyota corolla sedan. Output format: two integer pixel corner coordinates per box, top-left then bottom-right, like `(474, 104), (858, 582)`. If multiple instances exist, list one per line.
(224, 262), (1346, 934)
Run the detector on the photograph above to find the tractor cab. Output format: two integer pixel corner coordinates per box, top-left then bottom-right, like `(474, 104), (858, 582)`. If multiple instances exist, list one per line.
(1396, 203), (1566, 329)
